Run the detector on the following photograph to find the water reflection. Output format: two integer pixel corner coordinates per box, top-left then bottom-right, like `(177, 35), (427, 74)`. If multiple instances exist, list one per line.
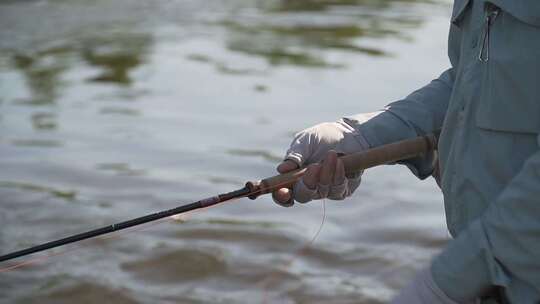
(10, 139), (63, 148)
(222, 21), (381, 68)
(99, 106), (141, 116)
(11, 49), (69, 105)
(217, 0), (430, 68)
(4, 31), (152, 141)
(265, 0), (432, 12)
(22, 281), (140, 304)
(31, 112), (57, 130)
(8, 33), (151, 106)
(81, 34), (151, 86)
(0, 0), (448, 302)
(186, 53), (265, 76)
(96, 163), (146, 176)
(0, 181), (76, 201)
(122, 249), (227, 283)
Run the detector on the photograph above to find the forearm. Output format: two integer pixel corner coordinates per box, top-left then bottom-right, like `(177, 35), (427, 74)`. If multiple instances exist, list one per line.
(345, 68), (454, 178)
(348, 68), (453, 145)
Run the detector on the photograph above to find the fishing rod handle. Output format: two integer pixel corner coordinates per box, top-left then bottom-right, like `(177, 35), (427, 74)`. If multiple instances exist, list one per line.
(246, 134), (437, 199)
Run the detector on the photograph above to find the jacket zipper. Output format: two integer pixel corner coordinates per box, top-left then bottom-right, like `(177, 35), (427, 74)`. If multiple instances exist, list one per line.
(478, 5), (500, 62)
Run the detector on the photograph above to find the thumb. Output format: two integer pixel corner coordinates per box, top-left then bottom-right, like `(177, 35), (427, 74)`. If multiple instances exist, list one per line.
(277, 159), (299, 174)
(273, 159), (299, 207)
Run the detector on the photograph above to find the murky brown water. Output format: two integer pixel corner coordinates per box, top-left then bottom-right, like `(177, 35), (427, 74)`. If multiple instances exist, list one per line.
(1, 0), (452, 303)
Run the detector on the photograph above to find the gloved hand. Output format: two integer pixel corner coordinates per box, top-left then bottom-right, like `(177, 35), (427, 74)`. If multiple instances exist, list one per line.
(272, 116), (372, 207)
(390, 267), (474, 304)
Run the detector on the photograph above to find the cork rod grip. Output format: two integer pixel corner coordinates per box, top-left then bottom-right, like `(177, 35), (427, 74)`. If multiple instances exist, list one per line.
(246, 134), (437, 200)
(341, 134), (436, 175)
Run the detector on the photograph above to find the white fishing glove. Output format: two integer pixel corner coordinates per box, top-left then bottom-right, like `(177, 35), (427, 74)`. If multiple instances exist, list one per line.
(391, 267), (475, 304)
(272, 115), (376, 207)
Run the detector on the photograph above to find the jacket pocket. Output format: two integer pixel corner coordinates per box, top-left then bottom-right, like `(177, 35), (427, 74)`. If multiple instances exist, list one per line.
(476, 1), (540, 134)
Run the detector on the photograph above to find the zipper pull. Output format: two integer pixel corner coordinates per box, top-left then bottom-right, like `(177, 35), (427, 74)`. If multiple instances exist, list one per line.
(478, 5), (500, 62)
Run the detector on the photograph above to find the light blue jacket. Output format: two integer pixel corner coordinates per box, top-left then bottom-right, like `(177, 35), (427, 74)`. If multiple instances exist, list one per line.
(346, 0), (540, 302)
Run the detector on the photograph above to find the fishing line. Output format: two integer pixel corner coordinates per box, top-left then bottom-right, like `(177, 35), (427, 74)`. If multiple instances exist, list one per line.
(0, 197), (241, 273)
(0, 197), (238, 273)
(0, 135), (437, 266)
(0, 216), (171, 273)
(0, 179), (299, 273)
(260, 199), (327, 304)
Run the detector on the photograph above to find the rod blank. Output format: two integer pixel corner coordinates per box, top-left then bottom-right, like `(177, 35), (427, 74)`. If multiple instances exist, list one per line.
(0, 134), (437, 263)
(0, 188), (251, 262)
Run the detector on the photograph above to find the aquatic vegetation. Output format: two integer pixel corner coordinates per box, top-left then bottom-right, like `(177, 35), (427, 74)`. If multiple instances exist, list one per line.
(95, 163), (146, 176)
(10, 139), (62, 148)
(31, 112), (57, 130)
(253, 84), (268, 92)
(98, 107), (141, 116)
(81, 34), (151, 86)
(11, 53), (68, 105)
(226, 42), (345, 68)
(186, 53), (265, 75)
(208, 0), (432, 69)
(0, 181), (76, 201)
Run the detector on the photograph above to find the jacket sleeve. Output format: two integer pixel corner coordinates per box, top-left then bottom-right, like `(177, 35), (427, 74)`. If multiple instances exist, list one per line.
(431, 139), (540, 303)
(345, 68), (454, 179)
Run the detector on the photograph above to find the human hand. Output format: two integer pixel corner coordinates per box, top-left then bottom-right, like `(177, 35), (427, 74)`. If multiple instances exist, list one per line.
(272, 119), (368, 206)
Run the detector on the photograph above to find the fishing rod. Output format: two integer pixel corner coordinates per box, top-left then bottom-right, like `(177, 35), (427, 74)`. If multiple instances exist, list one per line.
(0, 133), (438, 263)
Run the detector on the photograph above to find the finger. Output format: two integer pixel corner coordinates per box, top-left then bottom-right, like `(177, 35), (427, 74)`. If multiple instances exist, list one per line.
(275, 188), (292, 202)
(327, 159), (347, 199)
(319, 151), (337, 186)
(327, 182), (347, 200)
(317, 183), (330, 199)
(303, 163), (322, 190)
(294, 178), (318, 204)
(333, 158), (346, 185)
(273, 160), (300, 207)
(272, 188), (294, 207)
(329, 160), (362, 200)
(277, 159), (299, 174)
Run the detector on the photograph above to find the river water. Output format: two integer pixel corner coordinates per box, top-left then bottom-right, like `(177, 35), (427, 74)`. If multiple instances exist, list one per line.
(0, 0), (452, 303)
